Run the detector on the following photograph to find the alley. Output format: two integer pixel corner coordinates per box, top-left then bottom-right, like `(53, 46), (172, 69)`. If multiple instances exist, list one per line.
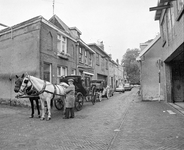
(0, 88), (135, 150)
(1, 87), (184, 150)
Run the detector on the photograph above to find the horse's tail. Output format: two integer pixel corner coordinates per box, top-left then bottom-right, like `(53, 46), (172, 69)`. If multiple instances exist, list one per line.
(51, 99), (53, 108)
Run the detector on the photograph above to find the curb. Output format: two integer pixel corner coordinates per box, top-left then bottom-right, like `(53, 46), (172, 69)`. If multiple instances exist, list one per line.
(167, 102), (184, 116)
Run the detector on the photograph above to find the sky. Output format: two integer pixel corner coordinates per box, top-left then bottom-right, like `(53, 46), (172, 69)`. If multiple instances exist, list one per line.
(0, 0), (159, 62)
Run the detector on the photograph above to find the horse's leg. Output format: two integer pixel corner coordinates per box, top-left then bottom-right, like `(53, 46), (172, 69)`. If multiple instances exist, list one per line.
(35, 98), (40, 118)
(29, 98), (34, 118)
(46, 98), (51, 121)
(40, 99), (45, 120)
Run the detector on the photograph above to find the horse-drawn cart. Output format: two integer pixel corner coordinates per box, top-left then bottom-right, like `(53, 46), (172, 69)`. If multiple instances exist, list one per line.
(57, 75), (96, 111)
(90, 79), (110, 102)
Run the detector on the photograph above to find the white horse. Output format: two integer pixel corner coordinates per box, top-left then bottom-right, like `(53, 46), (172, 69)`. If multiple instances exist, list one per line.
(19, 73), (68, 120)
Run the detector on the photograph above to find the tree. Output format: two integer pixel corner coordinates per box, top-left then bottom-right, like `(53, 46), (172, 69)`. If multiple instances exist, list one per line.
(121, 48), (140, 84)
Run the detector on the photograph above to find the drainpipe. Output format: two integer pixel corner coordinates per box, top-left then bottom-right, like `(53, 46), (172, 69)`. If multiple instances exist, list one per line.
(158, 59), (161, 102)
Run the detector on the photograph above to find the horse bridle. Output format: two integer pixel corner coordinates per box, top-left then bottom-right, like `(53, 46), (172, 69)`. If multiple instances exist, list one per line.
(19, 76), (33, 93)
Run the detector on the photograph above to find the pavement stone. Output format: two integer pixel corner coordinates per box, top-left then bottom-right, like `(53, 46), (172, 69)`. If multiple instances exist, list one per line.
(110, 94), (184, 150)
(1, 88), (184, 150)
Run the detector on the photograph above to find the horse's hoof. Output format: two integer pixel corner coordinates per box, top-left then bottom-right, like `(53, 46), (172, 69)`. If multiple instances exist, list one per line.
(47, 117), (51, 121)
(40, 117), (45, 120)
(38, 115), (41, 118)
(29, 115), (34, 118)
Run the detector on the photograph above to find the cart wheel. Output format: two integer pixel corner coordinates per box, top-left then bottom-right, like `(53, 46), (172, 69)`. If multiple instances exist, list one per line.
(99, 92), (102, 102)
(75, 92), (84, 111)
(91, 86), (96, 105)
(54, 97), (64, 110)
(91, 94), (96, 105)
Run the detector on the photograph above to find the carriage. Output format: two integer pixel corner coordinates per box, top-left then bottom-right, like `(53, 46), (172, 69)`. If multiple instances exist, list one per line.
(55, 75), (96, 111)
(90, 79), (110, 102)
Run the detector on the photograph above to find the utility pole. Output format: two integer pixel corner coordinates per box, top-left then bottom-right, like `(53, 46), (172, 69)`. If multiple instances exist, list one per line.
(53, 0), (55, 15)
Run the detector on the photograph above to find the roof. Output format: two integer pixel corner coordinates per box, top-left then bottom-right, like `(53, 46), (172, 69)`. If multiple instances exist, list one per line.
(88, 43), (110, 58)
(78, 39), (95, 54)
(0, 15), (42, 34)
(136, 35), (161, 61)
(0, 15), (77, 42)
(49, 15), (74, 37)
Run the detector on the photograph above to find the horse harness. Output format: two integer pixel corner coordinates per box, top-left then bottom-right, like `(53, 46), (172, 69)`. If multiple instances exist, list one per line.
(19, 76), (64, 100)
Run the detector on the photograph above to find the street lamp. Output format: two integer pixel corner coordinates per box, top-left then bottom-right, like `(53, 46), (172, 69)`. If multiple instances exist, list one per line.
(0, 23), (13, 39)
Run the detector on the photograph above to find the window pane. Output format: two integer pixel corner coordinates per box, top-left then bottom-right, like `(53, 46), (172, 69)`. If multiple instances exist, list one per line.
(44, 63), (51, 82)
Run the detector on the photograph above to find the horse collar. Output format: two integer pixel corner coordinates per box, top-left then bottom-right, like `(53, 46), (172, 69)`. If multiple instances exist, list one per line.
(37, 80), (47, 94)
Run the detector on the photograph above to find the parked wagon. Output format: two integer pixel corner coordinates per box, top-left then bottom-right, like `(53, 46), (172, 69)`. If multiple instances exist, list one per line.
(90, 79), (110, 102)
(55, 75), (96, 111)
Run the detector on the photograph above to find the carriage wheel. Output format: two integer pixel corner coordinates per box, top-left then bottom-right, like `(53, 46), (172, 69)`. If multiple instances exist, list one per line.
(91, 86), (96, 105)
(54, 97), (64, 110)
(75, 92), (84, 111)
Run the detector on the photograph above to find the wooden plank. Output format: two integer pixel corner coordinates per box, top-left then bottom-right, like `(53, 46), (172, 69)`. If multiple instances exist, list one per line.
(160, 0), (176, 3)
(149, 4), (170, 11)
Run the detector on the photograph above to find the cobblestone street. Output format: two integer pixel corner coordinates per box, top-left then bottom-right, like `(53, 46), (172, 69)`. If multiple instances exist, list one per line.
(0, 88), (135, 150)
(1, 88), (184, 150)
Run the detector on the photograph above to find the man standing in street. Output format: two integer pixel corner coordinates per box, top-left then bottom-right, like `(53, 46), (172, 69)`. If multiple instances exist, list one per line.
(63, 78), (75, 119)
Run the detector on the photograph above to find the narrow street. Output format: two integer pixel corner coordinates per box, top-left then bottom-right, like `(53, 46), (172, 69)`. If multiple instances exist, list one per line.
(0, 88), (135, 150)
(1, 87), (184, 150)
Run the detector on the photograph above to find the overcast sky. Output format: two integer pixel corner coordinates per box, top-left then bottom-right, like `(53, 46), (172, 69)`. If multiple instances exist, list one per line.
(0, 0), (159, 61)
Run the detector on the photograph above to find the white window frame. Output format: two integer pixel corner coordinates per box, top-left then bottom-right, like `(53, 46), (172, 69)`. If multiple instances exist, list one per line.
(57, 66), (68, 83)
(57, 34), (67, 54)
(177, 0), (184, 12)
(71, 69), (76, 75)
(44, 63), (52, 82)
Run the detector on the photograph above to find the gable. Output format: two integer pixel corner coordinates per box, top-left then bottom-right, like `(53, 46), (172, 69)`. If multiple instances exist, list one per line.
(49, 17), (66, 32)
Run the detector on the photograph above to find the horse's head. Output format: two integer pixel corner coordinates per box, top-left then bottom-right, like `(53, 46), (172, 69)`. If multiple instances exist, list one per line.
(14, 73), (32, 94)
(14, 74), (24, 93)
(19, 74), (32, 93)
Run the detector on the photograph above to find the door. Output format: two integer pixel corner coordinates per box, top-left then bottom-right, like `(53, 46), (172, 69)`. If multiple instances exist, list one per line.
(172, 63), (184, 102)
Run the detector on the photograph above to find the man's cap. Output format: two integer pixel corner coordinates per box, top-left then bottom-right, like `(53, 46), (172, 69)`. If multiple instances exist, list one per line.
(68, 78), (74, 82)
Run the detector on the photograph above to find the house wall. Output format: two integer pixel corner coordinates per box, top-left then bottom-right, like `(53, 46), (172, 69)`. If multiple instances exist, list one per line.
(109, 61), (115, 89)
(0, 22), (40, 103)
(159, 1), (184, 103)
(161, 2), (184, 62)
(140, 38), (164, 101)
(89, 45), (109, 85)
(40, 22), (77, 84)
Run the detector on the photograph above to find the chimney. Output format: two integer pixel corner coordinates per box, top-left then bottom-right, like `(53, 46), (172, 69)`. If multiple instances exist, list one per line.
(108, 54), (112, 59)
(69, 27), (82, 38)
(97, 40), (104, 50)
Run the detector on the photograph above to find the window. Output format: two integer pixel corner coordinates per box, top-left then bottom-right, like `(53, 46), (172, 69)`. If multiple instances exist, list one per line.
(57, 35), (67, 54)
(96, 53), (99, 65)
(84, 50), (87, 65)
(47, 32), (53, 51)
(161, 16), (167, 46)
(44, 63), (52, 82)
(167, 6), (175, 44)
(177, 0), (184, 12)
(89, 53), (92, 67)
(79, 47), (83, 63)
(71, 69), (76, 75)
(57, 66), (68, 84)
(106, 59), (108, 70)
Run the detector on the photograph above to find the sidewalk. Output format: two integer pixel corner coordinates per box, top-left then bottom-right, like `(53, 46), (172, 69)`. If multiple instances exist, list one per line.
(110, 97), (184, 150)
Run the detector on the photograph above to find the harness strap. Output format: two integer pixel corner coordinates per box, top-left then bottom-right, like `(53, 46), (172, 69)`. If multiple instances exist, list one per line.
(51, 84), (56, 101)
(37, 80), (47, 95)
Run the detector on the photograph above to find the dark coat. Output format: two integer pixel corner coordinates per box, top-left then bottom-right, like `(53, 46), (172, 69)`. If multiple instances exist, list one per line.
(65, 84), (75, 108)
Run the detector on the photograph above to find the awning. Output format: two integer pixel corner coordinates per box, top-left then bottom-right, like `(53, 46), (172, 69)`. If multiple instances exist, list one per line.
(83, 71), (94, 76)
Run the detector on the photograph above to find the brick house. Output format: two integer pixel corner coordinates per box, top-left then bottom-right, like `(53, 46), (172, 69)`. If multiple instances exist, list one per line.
(88, 42), (110, 86)
(150, 0), (184, 103)
(0, 15), (78, 104)
(49, 15), (95, 88)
